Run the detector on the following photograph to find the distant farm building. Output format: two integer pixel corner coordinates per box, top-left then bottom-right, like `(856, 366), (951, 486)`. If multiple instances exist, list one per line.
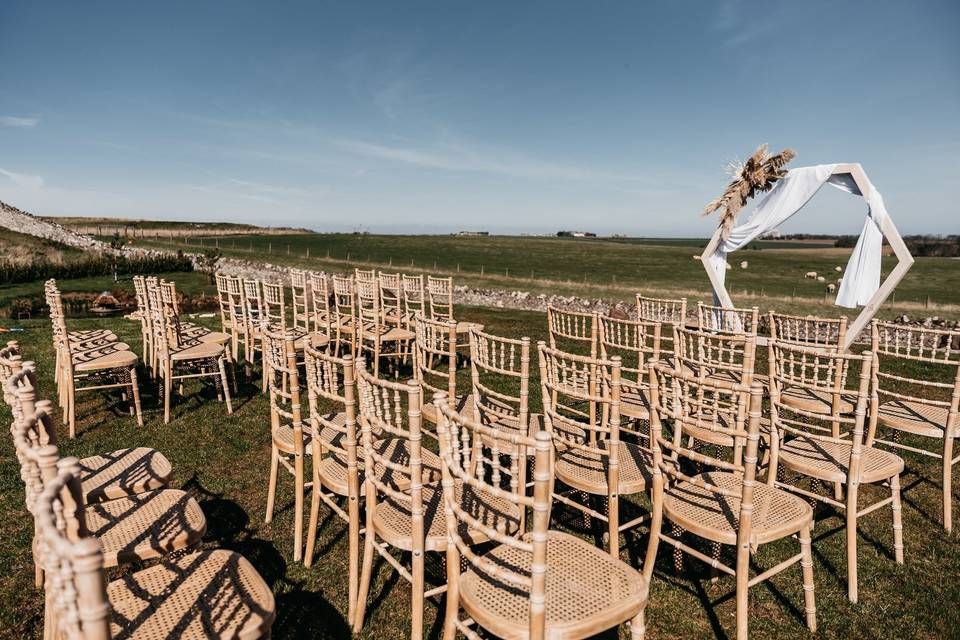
(557, 230), (597, 238)
(457, 231), (489, 236)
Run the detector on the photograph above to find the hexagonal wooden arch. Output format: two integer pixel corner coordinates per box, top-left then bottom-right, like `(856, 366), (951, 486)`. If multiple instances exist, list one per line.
(699, 163), (914, 351)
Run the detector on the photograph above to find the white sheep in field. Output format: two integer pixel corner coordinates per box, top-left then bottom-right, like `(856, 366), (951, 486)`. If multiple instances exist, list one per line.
(817, 276), (826, 282)
(835, 266), (843, 273)
(827, 283), (836, 293)
(725, 263), (732, 270)
(693, 255), (701, 260)
(740, 261), (748, 269)
(805, 271), (817, 279)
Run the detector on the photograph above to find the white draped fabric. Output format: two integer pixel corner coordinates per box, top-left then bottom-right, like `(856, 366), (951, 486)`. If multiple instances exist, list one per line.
(706, 164), (890, 309)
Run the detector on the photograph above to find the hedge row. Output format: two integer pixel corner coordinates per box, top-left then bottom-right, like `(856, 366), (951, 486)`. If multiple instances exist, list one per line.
(0, 253), (193, 284)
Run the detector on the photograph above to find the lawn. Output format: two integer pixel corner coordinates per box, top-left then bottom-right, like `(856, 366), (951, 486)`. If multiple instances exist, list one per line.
(2, 302), (959, 639)
(132, 233), (960, 316)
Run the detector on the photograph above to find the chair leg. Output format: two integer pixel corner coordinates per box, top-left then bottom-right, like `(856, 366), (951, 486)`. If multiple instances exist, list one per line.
(265, 447), (280, 524)
(163, 368), (172, 424)
(304, 474), (322, 568)
(846, 484), (859, 603)
(799, 523), (817, 632)
(218, 358), (233, 414)
(129, 367), (143, 427)
(607, 493), (619, 557)
(944, 437), (955, 534)
(891, 474), (904, 564)
(293, 453), (304, 562)
(735, 539), (750, 640)
(411, 547), (425, 640)
(67, 381), (76, 438)
(630, 610), (645, 639)
(353, 507), (376, 635)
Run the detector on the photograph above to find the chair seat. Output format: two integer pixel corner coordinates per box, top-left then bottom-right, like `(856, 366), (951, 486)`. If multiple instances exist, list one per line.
(373, 480), (521, 552)
(555, 440), (651, 495)
(180, 323), (231, 346)
(74, 347), (138, 372)
(663, 471), (812, 546)
(454, 321), (483, 335)
(317, 453), (365, 497)
(877, 400), (951, 438)
(422, 393), (474, 425)
(297, 332), (331, 350)
(361, 326), (415, 342)
(458, 531), (646, 640)
(86, 489), (207, 567)
(780, 385), (856, 414)
(779, 436), (905, 484)
(274, 424), (315, 454)
(171, 341), (224, 361)
(80, 447), (173, 504)
(370, 437), (442, 487)
(68, 328), (117, 344)
(108, 549), (275, 639)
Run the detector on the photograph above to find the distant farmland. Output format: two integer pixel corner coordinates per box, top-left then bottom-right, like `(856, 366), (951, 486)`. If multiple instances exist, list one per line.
(132, 232), (959, 313)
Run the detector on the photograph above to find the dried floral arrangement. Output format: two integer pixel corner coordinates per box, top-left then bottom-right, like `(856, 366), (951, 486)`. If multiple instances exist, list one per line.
(702, 144), (796, 238)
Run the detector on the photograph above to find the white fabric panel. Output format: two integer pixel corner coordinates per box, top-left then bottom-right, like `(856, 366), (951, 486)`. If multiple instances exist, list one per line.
(707, 163), (890, 309)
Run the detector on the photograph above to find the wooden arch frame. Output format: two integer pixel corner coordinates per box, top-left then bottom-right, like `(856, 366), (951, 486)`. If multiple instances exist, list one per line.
(700, 163), (914, 351)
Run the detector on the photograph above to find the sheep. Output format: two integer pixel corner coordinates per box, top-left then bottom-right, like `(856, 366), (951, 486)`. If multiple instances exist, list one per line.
(740, 261), (748, 269)
(693, 255), (701, 260)
(816, 276), (826, 282)
(827, 283), (836, 293)
(804, 271), (817, 279)
(835, 266), (843, 273)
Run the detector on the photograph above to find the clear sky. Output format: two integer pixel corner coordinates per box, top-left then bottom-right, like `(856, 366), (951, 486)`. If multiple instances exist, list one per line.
(1, 1), (957, 236)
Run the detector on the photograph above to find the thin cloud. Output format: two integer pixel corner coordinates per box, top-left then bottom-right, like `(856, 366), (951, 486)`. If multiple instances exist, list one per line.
(0, 115), (39, 128)
(0, 168), (44, 190)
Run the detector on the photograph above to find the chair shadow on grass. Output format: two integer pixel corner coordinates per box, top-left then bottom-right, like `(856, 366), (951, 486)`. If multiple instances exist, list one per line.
(180, 474), (352, 639)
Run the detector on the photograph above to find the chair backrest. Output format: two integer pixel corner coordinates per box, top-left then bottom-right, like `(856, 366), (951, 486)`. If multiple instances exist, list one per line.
(637, 294), (686, 355)
(355, 365), (428, 548)
(35, 458), (113, 640)
(290, 269), (310, 333)
(435, 396), (552, 639)
(767, 340), (873, 473)
(215, 272), (232, 330)
(225, 276), (248, 330)
(159, 279), (181, 316)
(159, 279), (189, 345)
(599, 316), (661, 400)
(303, 343), (359, 489)
(469, 328), (531, 437)
(546, 305), (598, 357)
(261, 281), (287, 329)
(697, 302), (760, 337)
(242, 279), (264, 326)
(308, 271), (332, 336)
(426, 276), (454, 321)
(869, 320), (960, 441)
(146, 278), (175, 357)
(12, 396), (62, 516)
(402, 274), (425, 319)
(674, 326), (756, 385)
(649, 362), (764, 541)
(355, 278), (381, 328)
(332, 275), (356, 327)
(354, 268), (376, 286)
(769, 312), (847, 351)
(538, 342), (621, 480)
(378, 272), (404, 326)
(413, 316), (459, 410)
(0, 341), (21, 406)
(262, 324), (306, 454)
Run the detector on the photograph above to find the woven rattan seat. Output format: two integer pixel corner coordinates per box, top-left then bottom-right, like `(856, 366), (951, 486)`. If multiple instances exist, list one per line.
(86, 489), (207, 567)
(620, 388), (652, 419)
(877, 400), (952, 438)
(455, 320), (483, 335)
(73, 348), (138, 372)
(458, 530), (646, 640)
(780, 385), (855, 414)
(373, 480), (521, 552)
(663, 472), (812, 546)
(779, 435), (905, 484)
(421, 392), (473, 425)
(170, 341), (225, 361)
(178, 323), (231, 345)
(80, 447), (173, 504)
(296, 331), (330, 350)
(555, 440), (651, 495)
(273, 423), (315, 453)
(107, 549), (275, 639)
(69, 328), (117, 342)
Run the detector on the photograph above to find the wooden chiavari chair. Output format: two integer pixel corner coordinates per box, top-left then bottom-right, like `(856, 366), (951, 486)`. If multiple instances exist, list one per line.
(224, 275), (252, 363)
(546, 305), (598, 357)
(35, 459), (275, 639)
(637, 293), (687, 357)
(378, 271), (406, 328)
(290, 268), (311, 334)
(697, 302), (760, 337)
(414, 316), (471, 436)
(869, 320), (960, 532)
(356, 277), (414, 377)
(436, 399), (652, 640)
(673, 325), (757, 389)
(159, 278), (234, 387)
(308, 270), (334, 349)
(215, 271), (232, 334)
(332, 274), (358, 356)
(767, 340), (905, 603)
(538, 343), (652, 557)
(353, 364), (518, 639)
(402, 273), (426, 326)
(426, 275), (482, 348)
(146, 279), (232, 423)
(648, 363), (816, 640)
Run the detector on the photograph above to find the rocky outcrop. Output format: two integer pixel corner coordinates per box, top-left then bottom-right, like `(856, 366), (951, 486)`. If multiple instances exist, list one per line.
(0, 200), (108, 250)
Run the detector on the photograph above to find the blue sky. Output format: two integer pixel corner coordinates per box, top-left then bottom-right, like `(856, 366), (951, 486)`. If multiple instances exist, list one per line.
(1, 1), (957, 235)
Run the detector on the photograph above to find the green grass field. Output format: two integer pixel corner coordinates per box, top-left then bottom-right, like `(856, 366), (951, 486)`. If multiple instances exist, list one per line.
(132, 233), (960, 318)
(2, 306), (960, 639)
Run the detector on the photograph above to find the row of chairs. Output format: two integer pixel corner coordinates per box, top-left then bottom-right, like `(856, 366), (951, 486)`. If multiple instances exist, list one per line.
(0, 344), (276, 639)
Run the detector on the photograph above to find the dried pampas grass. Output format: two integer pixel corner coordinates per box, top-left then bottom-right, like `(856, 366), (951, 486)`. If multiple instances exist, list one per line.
(703, 144), (796, 238)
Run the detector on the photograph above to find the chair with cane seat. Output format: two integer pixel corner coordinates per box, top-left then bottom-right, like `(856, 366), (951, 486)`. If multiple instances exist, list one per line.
(290, 269), (312, 334)
(332, 275), (358, 356)
(674, 325), (756, 387)
(767, 340), (905, 603)
(414, 316), (472, 436)
(352, 365), (520, 640)
(538, 342), (652, 557)
(546, 305), (597, 358)
(436, 399), (654, 640)
(426, 276), (482, 348)
(697, 302), (760, 337)
(35, 459), (275, 640)
(402, 274), (426, 327)
(869, 320), (960, 533)
(356, 278), (414, 377)
(308, 270), (335, 348)
(599, 315), (662, 428)
(637, 293), (687, 357)
(648, 363), (816, 640)
(378, 271), (407, 328)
